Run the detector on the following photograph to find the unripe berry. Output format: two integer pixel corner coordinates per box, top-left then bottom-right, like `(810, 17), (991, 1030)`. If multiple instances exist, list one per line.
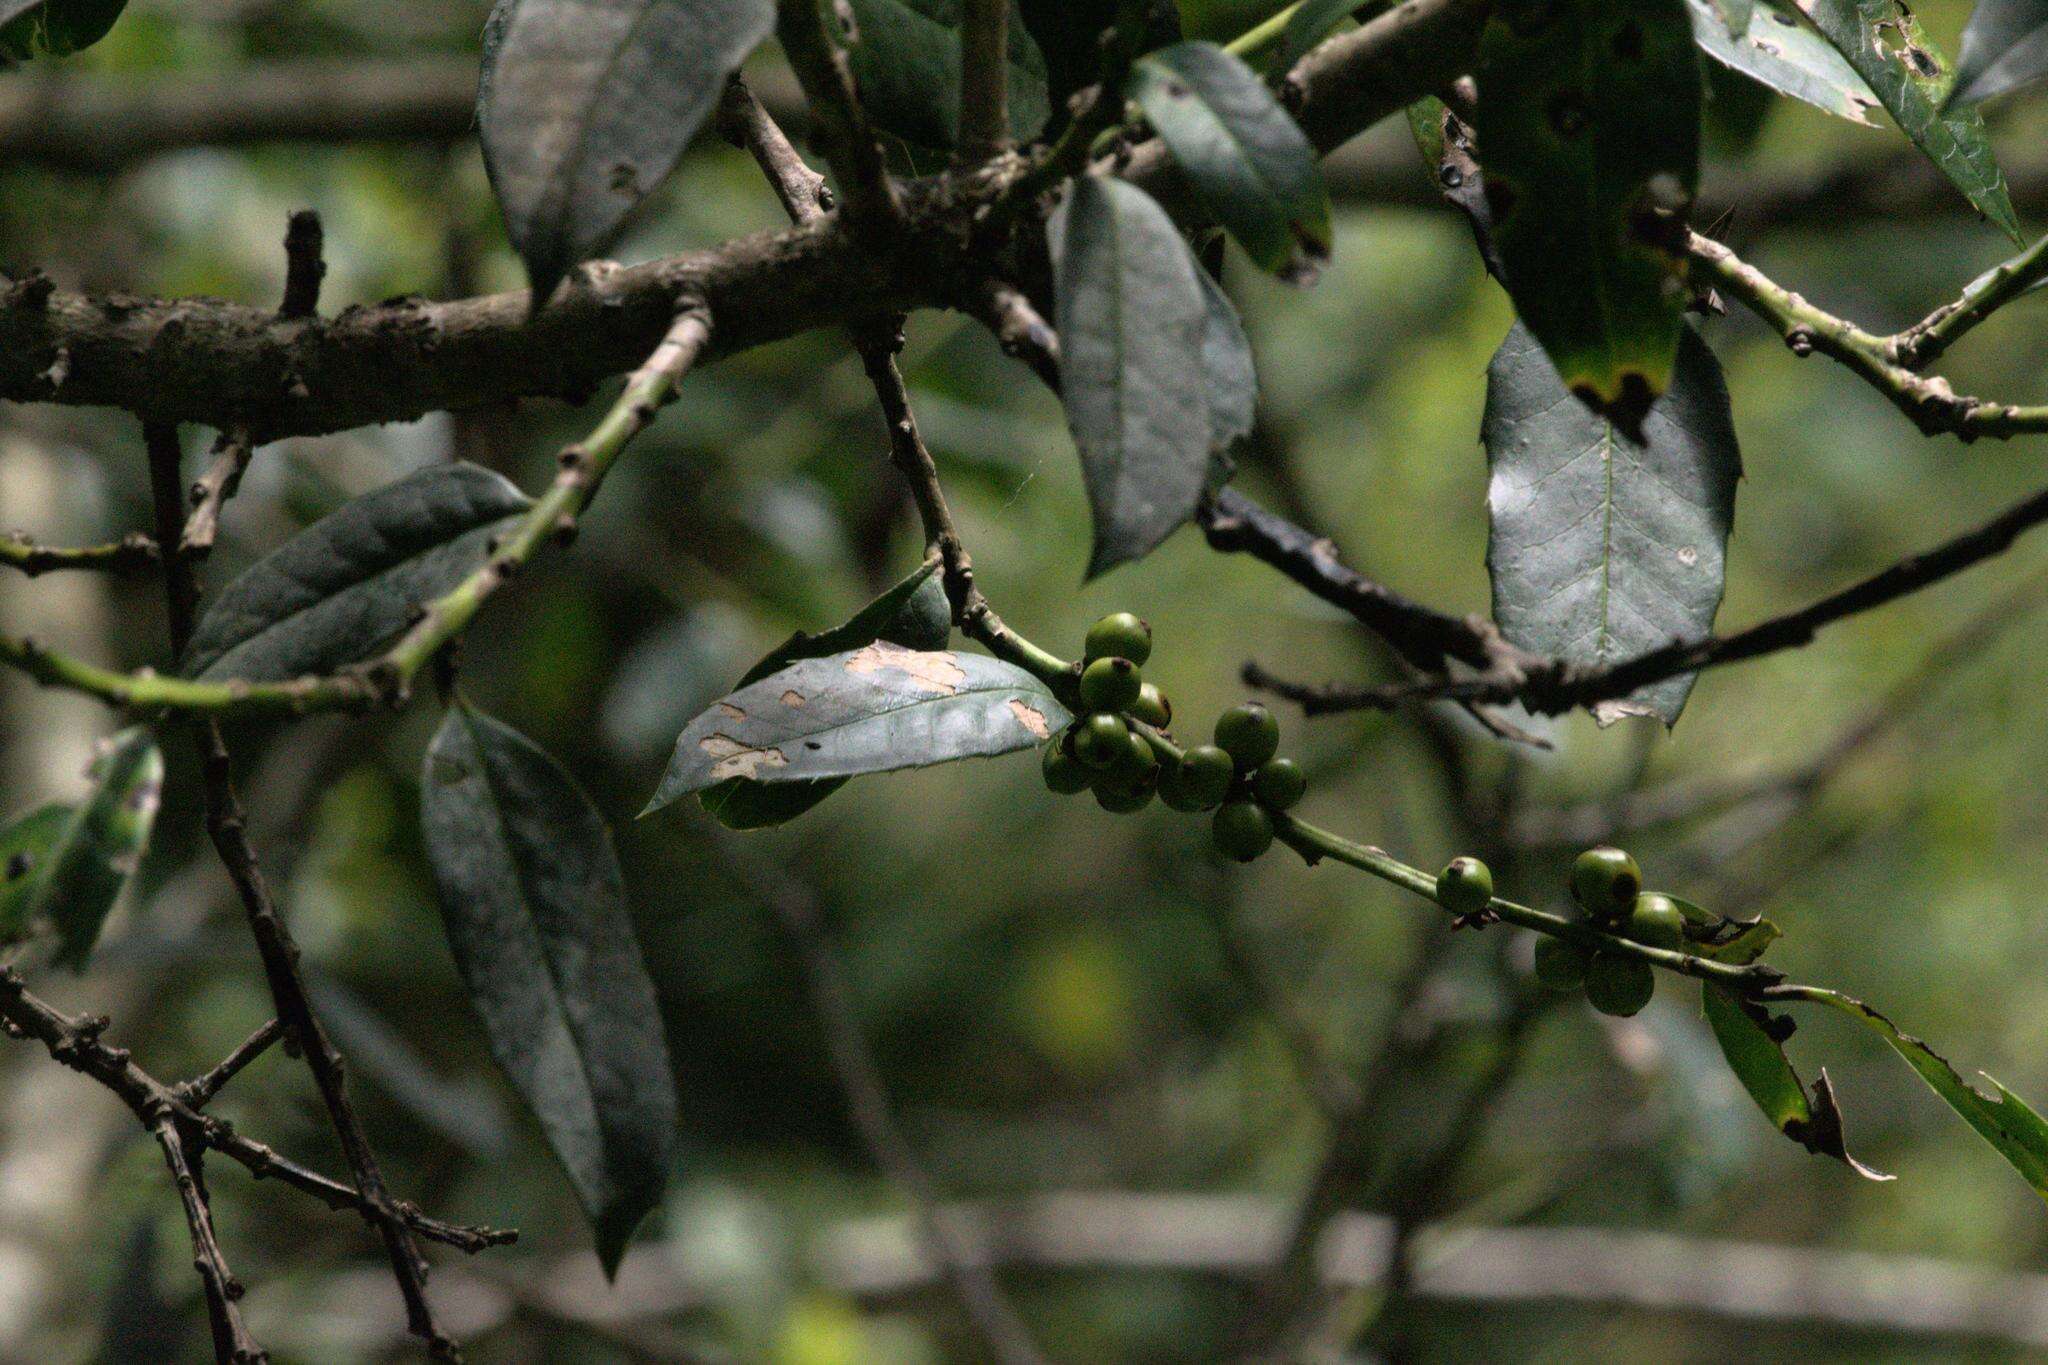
(1532, 936), (1589, 992)
(1570, 845), (1643, 923)
(1079, 656), (1143, 712)
(1251, 757), (1306, 811)
(1435, 856), (1493, 917)
(1074, 713), (1130, 769)
(1095, 780), (1155, 814)
(1130, 682), (1173, 728)
(1159, 744), (1234, 812)
(1584, 953), (1655, 1017)
(1109, 728), (1160, 783)
(1212, 799), (1274, 861)
(1085, 612), (1152, 666)
(1042, 740), (1090, 794)
(1625, 892), (1687, 952)
(1214, 703), (1280, 770)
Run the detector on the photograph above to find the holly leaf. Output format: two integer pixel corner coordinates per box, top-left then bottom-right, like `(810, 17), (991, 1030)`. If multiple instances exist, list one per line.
(1793, 0), (2020, 240)
(1475, 0), (1701, 428)
(1483, 322), (1742, 727)
(644, 643), (1070, 814)
(0, 0), (127, 61)
(29, 729), (163, 971)
(1128, 41), (1332, 281)
(478, 0), (776, 303)
(843, 0), (1051, 148)
(0, 804), (71, 943)
(183, 463), (531, 684)
(1703, 985), (1892, 1180)
(1947, 0), (2048, 108)
(1052, 176), (1212, 577)
(422, 703), (677, 1275)
(699, 559), (953, 829)
(1689, 0), (1881, 125)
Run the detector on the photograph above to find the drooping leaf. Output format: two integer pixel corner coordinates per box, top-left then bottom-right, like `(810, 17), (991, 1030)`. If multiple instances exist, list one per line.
(1794, 0), (2020, 240)
(1475, 0), (1702, 427)
(1703, 985), (1892, 1179)
(644, 643), (1071, 814)
(1127, 41), (1332, 280)
(183, 463), (531, 684)
(1051, 176), (1212, 577)
(1276, 0), (1369, 73)
(0, 0), (127, 60)
(1197, 267), (1258, 465)
(1483, 322), (1741, 727)
(699, 560), (953, 829)
(1948, 0), (2048, 108)
(1688, 0), (1880, 125)
(477, 0), (776, 302)
(0, 804), (70, 943)
(28, 729), (163, 972)
(422, 703), (677, 1274)
(1407, 97), (1504, 278)
(1019, 0), (1181, 117)
(843, 0), (1051, 148)
(1808, 987), (2048, 1200)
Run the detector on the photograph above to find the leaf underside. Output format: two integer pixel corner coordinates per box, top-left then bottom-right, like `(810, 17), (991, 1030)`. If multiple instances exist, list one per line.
(29, 728), (163, 971)
(1688, 0), (1880, 125)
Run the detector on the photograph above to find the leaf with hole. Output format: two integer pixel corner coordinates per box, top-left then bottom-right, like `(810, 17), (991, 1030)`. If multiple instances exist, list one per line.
(1703, 985), (1892, 1180)
(478, 0), (776, 302)
(182, 462), (531, 684)
(422, 703), (677, 1275)
(1689, 0), (1880, 125)
(1052, 176), (1212, 576)
(644, 644), (1070, 814)
(1475, 0), (1701, 427)
(1483, 322), (1741, 727)
(1947, 0), (2048, 108)
(0, 0), (127, 60)
(1794, 0), (2019, 240)
(843, 0), (1051, 148)
(28, 729), (162, 971)
(0, 804), (70, 944)
(699, 559), (953, 830)
(1128, 41), (1331, 280)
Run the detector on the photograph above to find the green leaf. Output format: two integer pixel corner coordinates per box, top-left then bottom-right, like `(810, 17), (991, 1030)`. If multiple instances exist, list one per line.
(422, 703), (677, 1274)
(0, 0), (127, 60)
(1668, 894), (1782, 964)
(1197, 267), (1258, 465)
(1475, 0), (1702, 427)
(183, 463), (531, 684)
(1483, 322), (1742, 727)
(1019, 0), (1181, 117)
(1703, 985), (1892, 1180)
(478, 0), (776, 302)
(1128, 41), (1332, 280)
(1794, 0), (2020, 240)
(1407, 97), (1504, 278)
(1688, 0), (1880, 125)
(699, 560), (953, 829)
(1052, 176), (1212, 577)
(1712, 0), (1756, 32)
(1807, 988), (2048, 1200)
(644, 645), (1071, 814)
(0, 804), (71, 943)
(1948, 0), (2048, 108)
(843, 0), (1051, 148)
(29, 729), (163, 972)
(1276, 0), (1370, 73)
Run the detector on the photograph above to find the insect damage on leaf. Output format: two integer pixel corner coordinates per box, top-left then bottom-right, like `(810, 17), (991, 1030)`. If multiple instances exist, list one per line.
(698, 733), (790, 781)
(845, 641), (965, 694)
(1008, 699), (1053, 738)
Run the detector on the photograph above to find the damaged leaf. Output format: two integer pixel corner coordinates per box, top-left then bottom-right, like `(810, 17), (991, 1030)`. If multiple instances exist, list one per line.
(1703, 985), (1891, 1180)
(645, 644), (1071, 814)
(1669, 893), (1782, 964)
(1947, 0), (2048, 108)
(0, 804), (70, 944)
(1688, 0), (1881, 125)
(29, 729), (163, 971)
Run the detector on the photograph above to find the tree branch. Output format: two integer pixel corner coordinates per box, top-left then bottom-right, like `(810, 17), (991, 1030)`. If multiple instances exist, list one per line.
(775, 0), (902, 227)
(957, 0), (1011, 167)
(0, 530), (158, 576)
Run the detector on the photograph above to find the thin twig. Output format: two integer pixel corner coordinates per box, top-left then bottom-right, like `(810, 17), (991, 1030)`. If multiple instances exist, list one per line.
(279, 209), (326, 319)
(774, 0), (901, 227)
(175, 1018), (286, 1109)
(1889, 230), (2048, 369)
(153, 1115), (267, 1362)
(180, 429), (254, 559)
(957, 0), (1011, 166)
(0, 530), (158, 576)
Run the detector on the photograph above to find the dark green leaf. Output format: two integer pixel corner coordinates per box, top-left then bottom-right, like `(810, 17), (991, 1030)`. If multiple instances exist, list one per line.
(1948, 0), (2048, 108)
(1197, 268), (1257, 464)
(1689, 0), (1880, 125)
(1277, 0), (1368, 73)
(0, 804), (70, 943)
(422, 704), (677, 1274)
(1475, 0), (1701, 426)
(0, 0), (127, 60)
(843, 0), (1051, 148)
(1703, 985), (1892, 1180)
(478, 0), (776, 301)
(183, 463), (531, 684)
(1808, 988), (2048, 1199)
(700, 560), (953, 829)
(1483, 322), (1741, 727)
(644, 644), (1071, 813)
(1052, 176), (1212, 576)
(1795, 0), (2020, 240)
(1128, 41), (1332, 280)
(30, 729), (163, 972)
(1019, 0), (1180, 117)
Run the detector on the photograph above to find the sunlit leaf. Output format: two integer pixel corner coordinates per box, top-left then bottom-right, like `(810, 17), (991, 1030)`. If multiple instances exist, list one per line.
(30, 729), (163, 971)
(1688, 0), (1881, 125)
(1703, 985), (1892, 1179)
(1947, 0), (2048, 108)
(843, 0), (1051, 147)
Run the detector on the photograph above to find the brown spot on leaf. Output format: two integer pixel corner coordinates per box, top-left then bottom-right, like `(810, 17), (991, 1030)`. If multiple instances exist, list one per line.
(1008, 700), (1052, 738)
(716, 702), (747, 721)
(699, 733), (789, 781)
(845, 641), (965, 695)
(780, 690), (806, 708)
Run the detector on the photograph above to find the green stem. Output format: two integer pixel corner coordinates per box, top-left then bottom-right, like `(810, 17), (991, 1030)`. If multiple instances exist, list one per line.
(1891, 231), (2048, 369)
(1223, 2), (1307, 63)
(0, 532), (158, 577)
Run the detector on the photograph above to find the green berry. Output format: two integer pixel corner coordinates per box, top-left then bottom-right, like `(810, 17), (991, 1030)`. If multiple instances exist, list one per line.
(1251, 758), (1306, 811)
(1042, 740), (1090, 795)
(1159, 744), (1234, 812)
(1532, 936), (1590, 992)
(1214, 703), (1280, 770)
(1570, 845), (1643, 922)
(1109, 728), (1160, 783)
(1584, 953), (1655, 1017)
(1436, 856), (1493, 917)
(1130, 682), (1172, 729)
(1079, 656), (1143, 712)
(1625, 892), (1687, 952)
(1074, 713), (1130, 769)
(1212, 799), (1274, 862)
(1084, 612), (1152, 666)
(1095, 780), (1155, 814)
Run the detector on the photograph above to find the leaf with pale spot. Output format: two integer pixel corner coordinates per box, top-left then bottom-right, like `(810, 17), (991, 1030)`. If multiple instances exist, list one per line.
(0, 804), (71, 944)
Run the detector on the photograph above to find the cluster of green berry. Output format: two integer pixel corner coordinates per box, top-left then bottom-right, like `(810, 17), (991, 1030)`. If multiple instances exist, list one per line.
(1042, 614), (1307, 861)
